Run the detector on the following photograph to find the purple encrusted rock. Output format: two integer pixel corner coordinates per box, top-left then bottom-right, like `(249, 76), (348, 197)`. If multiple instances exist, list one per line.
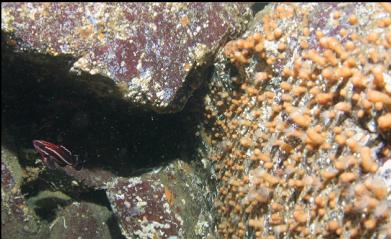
(49, 202), (112, 239)
(1, 148), (47, 238)
(1, 2), (252, 112)
(106, 176), (182, 239)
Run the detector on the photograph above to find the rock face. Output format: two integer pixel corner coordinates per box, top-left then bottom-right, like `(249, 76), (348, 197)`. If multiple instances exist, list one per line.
(202, 2), (391, 238)
(1, 2), (251, 112)
(107, 177), (182, 238)
(1, 148), (47, 239)
(48, 202), (112, 239)
(106, 160), (214, 239)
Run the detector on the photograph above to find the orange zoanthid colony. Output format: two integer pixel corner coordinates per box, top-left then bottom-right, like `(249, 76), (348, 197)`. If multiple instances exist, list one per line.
(203, 3), (391, 239)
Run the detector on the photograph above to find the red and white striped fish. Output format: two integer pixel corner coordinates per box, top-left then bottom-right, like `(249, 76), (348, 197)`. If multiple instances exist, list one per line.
(32, 140), (82, 170)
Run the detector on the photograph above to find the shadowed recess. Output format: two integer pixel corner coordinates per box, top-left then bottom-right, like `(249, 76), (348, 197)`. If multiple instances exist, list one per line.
(2, 37), (201, 178)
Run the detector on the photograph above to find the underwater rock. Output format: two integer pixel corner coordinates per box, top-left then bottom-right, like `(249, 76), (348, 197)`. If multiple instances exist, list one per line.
(106, 160), (214, 239)
(1, 147), (23, 191)
(48, 202), (112, 239)
(1, 2), (252, 112)
(152, 160), (215, 238)
(106, 177), (182, 238)
(26, 190), (72, 221)
(50, 158), (213, 237)
(62, 166), (115, 190)
(1, 147), (48, 239)
(203, 2), (391, 238)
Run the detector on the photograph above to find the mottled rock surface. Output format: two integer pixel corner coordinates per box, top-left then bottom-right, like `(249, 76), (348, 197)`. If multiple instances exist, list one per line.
(107, 177), (182, 238)
(62, 166), (115, 190)
(202, 2), (391, 238)
(106, 160), (214, 239)
(48, 202), (112, 239)
(1, 148), (48, 239)
(1, 2), (252, 112)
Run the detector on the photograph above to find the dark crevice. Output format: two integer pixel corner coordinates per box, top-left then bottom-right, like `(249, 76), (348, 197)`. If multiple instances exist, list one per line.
(30, 197), (73, 222)
(106, 215), (127, 239)
(251, 3), (268, 15)
(2, 45), (201, 178)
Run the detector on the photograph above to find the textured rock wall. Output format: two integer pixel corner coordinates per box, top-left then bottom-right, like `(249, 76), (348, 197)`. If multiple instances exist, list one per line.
(1, 2), (251, 112)
(202, 3), (391, 238)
